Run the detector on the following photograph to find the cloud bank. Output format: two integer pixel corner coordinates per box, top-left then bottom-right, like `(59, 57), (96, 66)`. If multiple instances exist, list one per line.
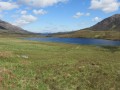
(13, 15), (37, 26)
(90, 0), (120, 13)
(18, 0), (68, 7)
(0, 1), (18, 11)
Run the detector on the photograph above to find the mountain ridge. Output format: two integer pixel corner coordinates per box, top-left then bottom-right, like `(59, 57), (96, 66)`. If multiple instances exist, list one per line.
(51, 14), (120, 40)
(90, 14), (120, 31)
(0, 19), (32, 34)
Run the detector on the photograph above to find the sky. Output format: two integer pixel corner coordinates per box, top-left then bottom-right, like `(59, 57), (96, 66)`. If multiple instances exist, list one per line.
(0, 0), (120, 33)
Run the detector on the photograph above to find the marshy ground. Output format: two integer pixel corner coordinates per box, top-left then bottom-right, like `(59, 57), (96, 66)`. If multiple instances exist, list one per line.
(0, 38), (120, 90)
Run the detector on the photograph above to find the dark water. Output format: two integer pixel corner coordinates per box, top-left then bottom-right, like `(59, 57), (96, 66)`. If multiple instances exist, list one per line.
(25, 37), (120, 46)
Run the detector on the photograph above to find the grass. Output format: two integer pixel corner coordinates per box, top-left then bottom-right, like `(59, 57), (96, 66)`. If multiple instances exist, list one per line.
(53, 30), (120, 40)
(0, 37), (120, 90)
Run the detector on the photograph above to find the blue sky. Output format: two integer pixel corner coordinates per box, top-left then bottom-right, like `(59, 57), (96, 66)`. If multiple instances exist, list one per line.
(0, 0), (120, 33)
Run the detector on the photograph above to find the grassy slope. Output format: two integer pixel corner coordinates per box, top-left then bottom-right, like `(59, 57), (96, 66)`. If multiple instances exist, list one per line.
(53, 30), (120, 40)
(0, 38), (120, 90)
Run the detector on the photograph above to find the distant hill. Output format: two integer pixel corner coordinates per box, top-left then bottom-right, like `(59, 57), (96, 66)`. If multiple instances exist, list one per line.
(52, 14), (120, 40)
(0, 19), (32, 34)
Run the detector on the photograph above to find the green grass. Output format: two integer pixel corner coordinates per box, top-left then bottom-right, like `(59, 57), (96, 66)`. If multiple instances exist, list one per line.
(0, 38), (120, 90)
(53, 30), (120, 40)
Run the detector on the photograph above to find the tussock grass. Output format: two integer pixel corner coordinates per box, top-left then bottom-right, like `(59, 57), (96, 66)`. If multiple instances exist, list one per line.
(0, 38), (120, 90)
(0, 51), (13, 58)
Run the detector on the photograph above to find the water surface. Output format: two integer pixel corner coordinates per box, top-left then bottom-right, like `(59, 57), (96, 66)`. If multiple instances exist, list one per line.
(25, 37), (120, 46)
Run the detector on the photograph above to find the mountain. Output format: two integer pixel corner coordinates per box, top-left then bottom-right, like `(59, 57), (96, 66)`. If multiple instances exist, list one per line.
(0, 19), (31, 34)
(90, 14), (120, 31)
(51, 14), (120, 40)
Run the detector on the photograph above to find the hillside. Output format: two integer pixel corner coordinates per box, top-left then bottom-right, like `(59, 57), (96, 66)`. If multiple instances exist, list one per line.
(90, 14), (120, 31)
(0, 19), (32, 35)
(52, 14), (120, 40)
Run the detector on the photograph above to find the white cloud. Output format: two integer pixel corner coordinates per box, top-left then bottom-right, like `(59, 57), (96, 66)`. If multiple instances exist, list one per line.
(86, 13), (90, 16)
(0, 1), (18, 11)
(13, 14), (37, 26)
(92, 17), (102, 22)
(33, 9), (47, 15)
(73, 12), (84, 18)
(18, 0), (68, 7)
(90, 0), (120, 13)
(21, 10), (27, 15)
(73, 12), (90, 18)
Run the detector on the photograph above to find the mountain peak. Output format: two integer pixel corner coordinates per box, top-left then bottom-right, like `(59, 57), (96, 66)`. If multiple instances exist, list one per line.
(109, 14), (120, 20)
(111, 14), (120, 17)
(90, 14), (120, 31)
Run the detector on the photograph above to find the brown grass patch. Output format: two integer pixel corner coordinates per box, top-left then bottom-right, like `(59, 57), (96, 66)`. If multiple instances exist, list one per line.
(20, 60), (31, 65)
(0, 68), (16, 79)
(0, 51), (13, 58)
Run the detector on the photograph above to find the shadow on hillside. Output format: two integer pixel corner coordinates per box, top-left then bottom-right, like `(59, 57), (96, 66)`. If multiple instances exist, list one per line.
(101, 46), (120, 53)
